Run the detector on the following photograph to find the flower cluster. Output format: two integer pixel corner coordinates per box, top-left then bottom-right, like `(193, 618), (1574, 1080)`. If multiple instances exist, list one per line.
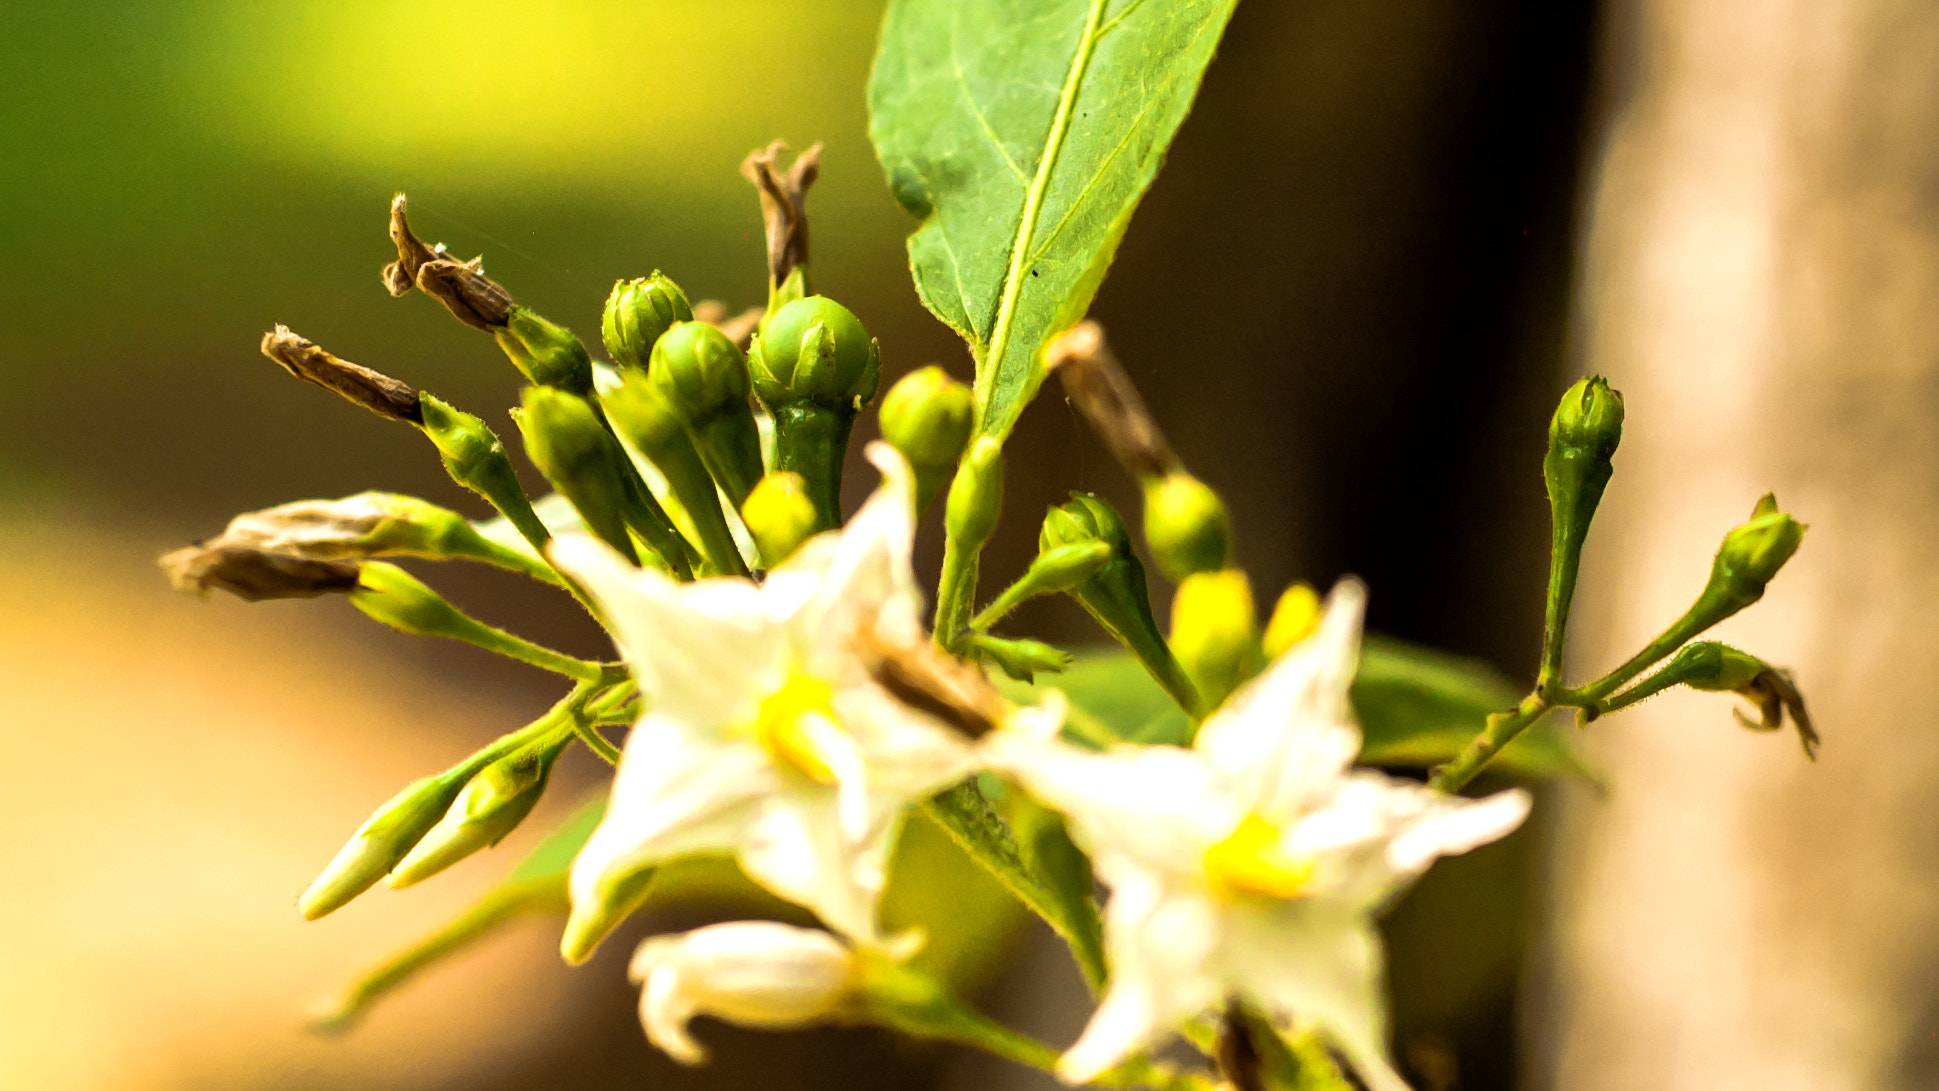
(166, 123), (1813, 1090)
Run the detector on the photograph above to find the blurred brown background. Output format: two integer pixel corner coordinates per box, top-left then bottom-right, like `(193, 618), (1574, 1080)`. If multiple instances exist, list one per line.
(5, 0), (1932, 1088)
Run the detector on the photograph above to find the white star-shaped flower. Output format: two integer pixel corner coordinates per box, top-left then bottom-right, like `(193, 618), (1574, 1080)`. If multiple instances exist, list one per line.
(992, 579), (1530, 1091)
(549, 443), (976, 955)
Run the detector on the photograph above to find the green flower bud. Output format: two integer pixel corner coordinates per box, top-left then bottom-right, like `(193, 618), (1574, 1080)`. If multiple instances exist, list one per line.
(1708, 494), (1807, 612)
(946, 437), (1005, 548)
(969, 540), (1112, 631)
(417, 394), (553, 554)
(601, 373), (749, 577)
(494, 307), (595, 396)
(388, 735), (567, 887)
(741, 471), (819, 568)
(1142, 472), (1231, 581)
(350, 562), (605, 680)
(963, 633), (1073, 683)
(1538, 376), (1625, 692)
(879, 366), (974, 513)
(1169, 569), (1262, 712)
(748, 296), (881, 410)
(602, 273), (694, 372)
(514, 386), (642, 563)
(300, 772), (466, 919)
(1039, 494), (1200, 716)
(648, 321), (766, 506)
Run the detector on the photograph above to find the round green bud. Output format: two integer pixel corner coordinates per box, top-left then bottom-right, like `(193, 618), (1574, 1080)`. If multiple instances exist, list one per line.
(493, 307), (594, 395)
(1142, 472), (1230, 581)
(748, 295), (881, 409)
(1661, 641), (1768, 692)
(879, 366), (974, 471)
(602, 273), (693, 372)
(648, 320), (753, 425)
(1039, 492), (1128, 553)
(742, 471), (820, 567)
(1711, 495), (1806, 605)
(945, 436), (1004, 547)
(1549, 375), (1625, 460)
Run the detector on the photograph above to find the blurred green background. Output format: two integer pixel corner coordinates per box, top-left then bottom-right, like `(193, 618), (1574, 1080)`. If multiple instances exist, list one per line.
(0, 1), (1600, 1088)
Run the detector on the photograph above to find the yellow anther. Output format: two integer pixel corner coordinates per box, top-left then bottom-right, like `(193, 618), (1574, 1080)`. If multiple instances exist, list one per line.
(1262, 582), (1322, 660)
(750, 673), (846, 785)
(1203, 814), (1316, 900)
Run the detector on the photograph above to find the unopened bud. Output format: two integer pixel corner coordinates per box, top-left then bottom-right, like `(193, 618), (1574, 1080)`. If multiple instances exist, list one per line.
(1261, 582), (1322, 659)
(602, 373), (749, 576)
(389, 736), (566, 886)
(748, 296), (881, 410)
(1170, 570), (1261, 712)
(414, 256), (516, 332)
(416, 394), (553, 553)
(514, 386), (641, 563)
(1609, 641), (1818, 758)
(945, 437), (1004, 548)
(742, 471), (819, 567)
(964, 633), (1073, 683)
(741, 141), (822, 292)
(879, 366), (974, 512)
(1541, 376), (1625, 684)
(260, 326), (423, 424)
(348, 561), (474, 636)
(649, 321), (766, 505)
(300, 773), (465, 919)
(1143, 472), (1231, 581)
(1039, 495), (1200, 714)
(1707, 495), (1807, 613)
(495, 308), (595, 396)
(159, 544), (361, 602)
(969, 540), (1113, 631)
(603, 273), (694, 372)
(630, 921), (857, 1065)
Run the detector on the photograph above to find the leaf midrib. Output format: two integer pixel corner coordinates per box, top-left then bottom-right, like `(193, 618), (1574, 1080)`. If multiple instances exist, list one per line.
(974, 0), (1111, 436)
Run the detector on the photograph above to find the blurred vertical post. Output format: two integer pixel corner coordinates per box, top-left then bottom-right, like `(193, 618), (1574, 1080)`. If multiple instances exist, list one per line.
(1539, 0), (1939, 1086)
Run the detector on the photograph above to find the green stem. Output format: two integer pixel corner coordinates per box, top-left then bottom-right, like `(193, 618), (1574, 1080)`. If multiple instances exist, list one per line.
(1566, 600), (1717, 707)
(768, 403), (855, 533)
(1428, 694), (1552, 793)
(446, 619), (608, 683)
(1535, 516), (1583, 701)
(934, 535), (981, 651)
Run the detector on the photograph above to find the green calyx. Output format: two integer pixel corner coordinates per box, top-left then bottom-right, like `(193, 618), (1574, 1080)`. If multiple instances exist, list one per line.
(748, 295), (881, 410)
(494, 307), (595, 396)
(1708, 494), (1807, 613)
(1141, 472), (1231, 582)
(879, 365), (974, 513)
(648, 320), (767, 506)
(602, 273), (694, 372)
(417, 394), (553, 555)
(1041, 494), (1200, 716)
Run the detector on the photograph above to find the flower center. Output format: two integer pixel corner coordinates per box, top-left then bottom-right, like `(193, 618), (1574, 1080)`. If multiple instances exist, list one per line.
(747, 672), (849, 785)
(1203, 814), (1316, 900)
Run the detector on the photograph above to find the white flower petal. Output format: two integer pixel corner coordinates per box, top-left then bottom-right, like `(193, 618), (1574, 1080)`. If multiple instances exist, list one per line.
(548, 532), (782, 726)
(833, 683), (976, 801)
(740, 790), (893, 944)
(1223, 904), (1411, 1091)
(630, 922), (855, 1065)
(792, 444), (925, 674)
(990, 734), (1242, 878)
(1386, 787), (1530, 875)
(570, 722), (774, 912)
(1059, 872), (1223, 1083)
(1196, 578), (1367, 822)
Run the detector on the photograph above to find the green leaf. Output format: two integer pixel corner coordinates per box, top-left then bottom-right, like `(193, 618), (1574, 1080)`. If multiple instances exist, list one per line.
(1004, 642), (1597, 782)
(869, 0), (1240, 439)
(309, 794), (604, 1033)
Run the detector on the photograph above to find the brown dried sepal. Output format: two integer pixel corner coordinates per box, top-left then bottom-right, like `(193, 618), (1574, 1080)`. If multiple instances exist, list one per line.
(414, 257), (515, 332)
(160, 543), (362, 602)
(1045, 320), (1178, 482)
(260, 326), (423, 424)
(381, 194), (451, 297)
(1214, 1003), (1267, 1091)
(741, 140), (822, 287)
(1733, 668), (1820, 759)
(855, 627), (1010, 740)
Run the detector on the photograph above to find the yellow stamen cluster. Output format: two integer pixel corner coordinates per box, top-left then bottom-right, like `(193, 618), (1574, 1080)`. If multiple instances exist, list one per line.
(748, 672), (847, 785)
(1203, 814), (1316, 900)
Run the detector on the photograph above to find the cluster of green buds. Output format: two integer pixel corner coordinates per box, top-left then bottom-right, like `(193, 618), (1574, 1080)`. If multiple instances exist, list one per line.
(162, 144), (941, 932)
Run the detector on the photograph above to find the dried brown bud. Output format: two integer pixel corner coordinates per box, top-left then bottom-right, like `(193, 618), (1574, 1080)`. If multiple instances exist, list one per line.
(159, 543), (361, 602)
(260, 326), (423, 424)
(415, 257), (515, 332)
(1046, 320), (1177, 481)
(381, 194), (451, 297)
(1733, 668), (1820, 759)
(855, 627), (1010, 740)
(741, 141), (821, 287)
(1215, 1004), (1267, 1091)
